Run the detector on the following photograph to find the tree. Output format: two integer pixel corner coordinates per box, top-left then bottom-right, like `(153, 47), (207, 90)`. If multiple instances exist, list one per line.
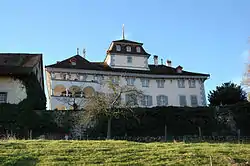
(83, 80), (143, 139)
(208, 82), (247, 106)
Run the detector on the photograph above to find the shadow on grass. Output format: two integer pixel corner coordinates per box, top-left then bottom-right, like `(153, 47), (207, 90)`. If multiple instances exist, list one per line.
(1, 156), (38, 166)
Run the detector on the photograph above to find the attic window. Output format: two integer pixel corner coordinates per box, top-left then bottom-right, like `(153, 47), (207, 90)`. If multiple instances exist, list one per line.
(116, 45), (121, 51)
(136, 47), (141, 53)
(70, 58), (77, 65)
(176, 66), (183, 73)
(126, 46), (131, 52)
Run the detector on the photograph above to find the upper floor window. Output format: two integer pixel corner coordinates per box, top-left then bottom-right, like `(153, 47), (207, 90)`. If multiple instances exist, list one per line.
(141, 78), (149, 87)
(94, 75), (104, 84)
(156, 80), (165, 88)
(127, 56), (132, 63)
(189, 80), (196, 88)
(116, 45), (121, 51)
(141, 95), (153, 106)
(136, 46), (141, 53)
(126, 46), (131, 52)
(111, 76), (119, 84)
(179, 95), (187, 107)
(157, 95), (168, 106)
(178, 79), (185, 88)
(126, 77), (135, 86)
(0, 92), (7, 103)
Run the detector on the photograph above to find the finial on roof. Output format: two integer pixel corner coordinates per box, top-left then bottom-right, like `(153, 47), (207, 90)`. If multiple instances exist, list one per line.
(83, 48), (86, 59)
(77, 48), (79, 55)
(122, 24), (125, 40)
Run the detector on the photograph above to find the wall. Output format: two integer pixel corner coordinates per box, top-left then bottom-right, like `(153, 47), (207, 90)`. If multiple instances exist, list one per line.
(109, 54), (149, 70)
(0, 76), (27, 104)
(47, 70), (206, 109)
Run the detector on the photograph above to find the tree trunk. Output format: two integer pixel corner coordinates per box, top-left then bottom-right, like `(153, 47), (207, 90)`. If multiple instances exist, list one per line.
(164, 124), (168, 142)
(106, 117), (112, 140)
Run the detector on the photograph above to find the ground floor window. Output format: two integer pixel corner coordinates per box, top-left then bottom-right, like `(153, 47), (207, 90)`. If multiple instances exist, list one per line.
(0, 92), (7, 103)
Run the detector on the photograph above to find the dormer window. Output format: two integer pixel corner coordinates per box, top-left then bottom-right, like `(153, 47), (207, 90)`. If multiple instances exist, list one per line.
(126, 46), (131, 52)
(70, 58), (77, 66)
(176, 66), (183, 73)
(116, 45), (121, 51)
(136, 46), (141, 53)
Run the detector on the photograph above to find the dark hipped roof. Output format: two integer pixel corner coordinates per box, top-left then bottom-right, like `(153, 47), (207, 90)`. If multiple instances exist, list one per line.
(108, 39), (150, 56)
(113, 39), (143, 45)
(46, 55), (210, 77)
(0, 53), (42, 75)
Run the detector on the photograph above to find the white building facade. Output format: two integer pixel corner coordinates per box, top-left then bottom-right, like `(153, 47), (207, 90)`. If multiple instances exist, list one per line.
(45, 39), (209, 110)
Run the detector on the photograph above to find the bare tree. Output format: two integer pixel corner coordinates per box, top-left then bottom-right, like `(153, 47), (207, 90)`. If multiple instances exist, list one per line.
(83, 79), (143, 139)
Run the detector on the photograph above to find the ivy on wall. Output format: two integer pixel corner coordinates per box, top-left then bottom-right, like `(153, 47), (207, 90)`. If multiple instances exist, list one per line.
(0, 72), (47, 138)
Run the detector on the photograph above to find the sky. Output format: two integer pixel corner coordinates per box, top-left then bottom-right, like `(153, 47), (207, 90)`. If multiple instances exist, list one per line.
(0, 0), (250, 103)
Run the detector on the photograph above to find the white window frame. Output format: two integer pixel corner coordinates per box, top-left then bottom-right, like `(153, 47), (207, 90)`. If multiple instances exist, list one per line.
(157, 80), (165, 88)
(141, 78), (149, 87)
(189, 80), (196, 88)
(157, 95), (168, 106)
(136, 46), (141, 53)
(0, 92), (7, 103)
(126, 77), (135, 86)
(178, 79), (185, 88)
(126, 46), (131, 52)
(116, 45), (121, 51)
(127, 56), (132, 63)
(142, 95), (152, 106)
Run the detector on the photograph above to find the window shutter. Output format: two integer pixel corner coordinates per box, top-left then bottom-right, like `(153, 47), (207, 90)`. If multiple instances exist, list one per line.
(156, 95), (160, 106)
(149, 96), (153, 106)
(165, 96), (168, 106)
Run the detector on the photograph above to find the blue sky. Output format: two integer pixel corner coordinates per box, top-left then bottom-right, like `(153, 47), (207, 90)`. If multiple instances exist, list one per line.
(1, 0), (250, 101)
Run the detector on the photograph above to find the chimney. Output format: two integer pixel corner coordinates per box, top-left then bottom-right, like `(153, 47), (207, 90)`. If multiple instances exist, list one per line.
(166, 60), (172, 67)
(161, 58), (163, 65)
(154, 55), (158, 65)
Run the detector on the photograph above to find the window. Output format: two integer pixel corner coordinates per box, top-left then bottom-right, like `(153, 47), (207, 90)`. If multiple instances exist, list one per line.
(126, 46), (131, 52)
(156, 80), (165, 88)
(178, 79), (185, 88)
(190, 95), (198, 107)
(79, 74), (87, 81)
(116, 45), (121, 51)
(126, 77), (135, 86)
(136, 46), (141, 53)
(0, 92), (7, 103)
(141, 95), (153, 106)
(125, 94), (137, 106)
(141, 78), (149, 87)
(111, 76), (119, 84)
(157, 95), (168, 106)
(127, 56), (132, 63)
(94, 75), (104, 83)
(179, 95), (187, 107)
(189, 80), (196, 88)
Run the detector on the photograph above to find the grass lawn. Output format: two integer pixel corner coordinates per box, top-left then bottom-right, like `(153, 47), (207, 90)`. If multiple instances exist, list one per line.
(0, 140), (249, 166)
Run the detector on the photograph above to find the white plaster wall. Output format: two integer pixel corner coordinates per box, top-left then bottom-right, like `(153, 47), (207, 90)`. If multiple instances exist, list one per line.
(48, 71), (205, 109)
(111, 54), (149, 70)
(0, 76), (27, 104)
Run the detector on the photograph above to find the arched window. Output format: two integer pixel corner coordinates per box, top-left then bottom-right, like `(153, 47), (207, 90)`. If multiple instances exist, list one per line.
(136, 46), (141, 53)
(126, 46), (131, 52)
(116, 45), (121, 51)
